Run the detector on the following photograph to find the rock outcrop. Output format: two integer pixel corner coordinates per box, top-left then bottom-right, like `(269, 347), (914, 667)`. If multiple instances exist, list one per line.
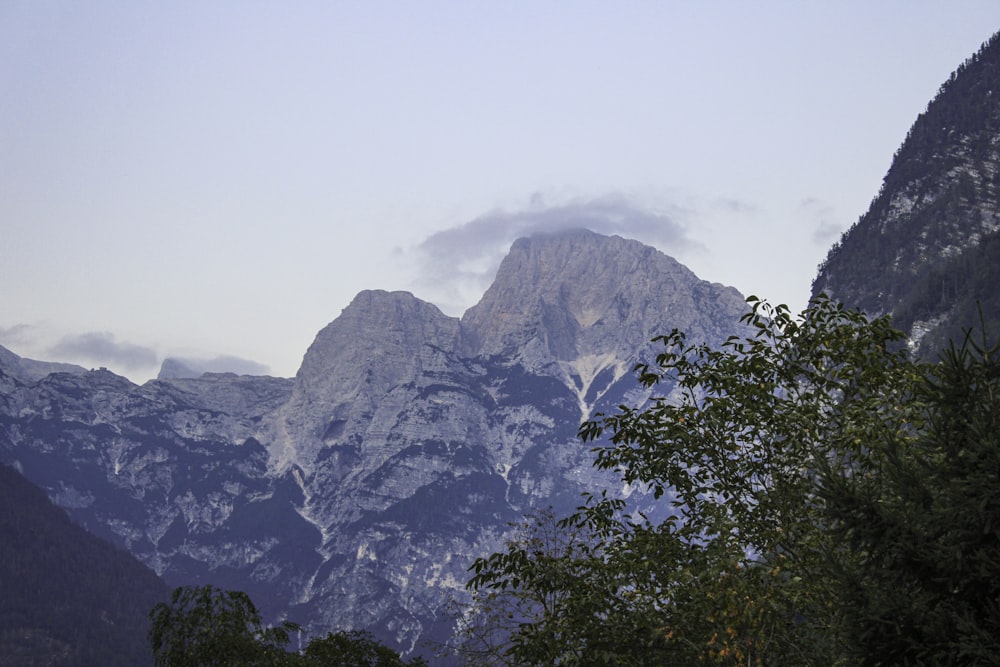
(462, 229), (745, 411)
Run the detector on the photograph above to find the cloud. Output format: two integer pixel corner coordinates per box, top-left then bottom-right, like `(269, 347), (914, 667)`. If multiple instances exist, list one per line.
(712, 196), (758, 214)
(47, 331), (158, 371)
(408, 194), (701, 315)
(0, 324), (35, 349)
(799, 197), (846, 246)
(5, 325), (268, 383)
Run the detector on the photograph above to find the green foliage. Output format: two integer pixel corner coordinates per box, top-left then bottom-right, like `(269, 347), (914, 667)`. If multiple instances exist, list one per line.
(820, 330), (1000, 665)
(302, 630), (427, 666)
(461, 506), (647, 665)
(467, 296), (934, 665)
(149, 585), (424, 667)
(149, 585), (298, 667)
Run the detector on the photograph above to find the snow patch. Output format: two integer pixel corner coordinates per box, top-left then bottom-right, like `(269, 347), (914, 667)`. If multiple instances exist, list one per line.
(909, 314), (949, 352)
(289, 466), (334, 548)
(357, 541), (377, 562)
(560, 352), (628, 418)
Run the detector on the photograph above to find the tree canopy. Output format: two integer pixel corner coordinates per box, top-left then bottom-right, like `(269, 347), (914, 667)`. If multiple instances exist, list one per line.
(149, 585), (298, 667)
(149, 585), (426, 667)
(465, 296), (1000, 665)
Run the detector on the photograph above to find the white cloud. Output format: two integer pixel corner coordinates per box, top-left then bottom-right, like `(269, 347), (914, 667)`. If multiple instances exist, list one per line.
(47, 331), (158, 372)
(407, 194), (702, 316)
(800, 197), (847, 246)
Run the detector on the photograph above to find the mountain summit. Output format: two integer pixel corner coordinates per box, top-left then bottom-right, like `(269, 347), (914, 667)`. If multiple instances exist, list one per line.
(462, 229), (743, 389)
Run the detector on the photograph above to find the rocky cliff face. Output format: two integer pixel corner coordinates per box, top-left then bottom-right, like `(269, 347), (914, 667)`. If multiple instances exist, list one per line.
(0, 363), (308, 609)
(813, 31), (1000, 354)
(271, 289), (462, 470)
(463, 230), (746, 411)
(0, 230), (749, 658)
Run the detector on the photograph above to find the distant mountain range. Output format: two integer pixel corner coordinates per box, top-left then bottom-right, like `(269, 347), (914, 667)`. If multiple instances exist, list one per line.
(4, 29), (1000, 665)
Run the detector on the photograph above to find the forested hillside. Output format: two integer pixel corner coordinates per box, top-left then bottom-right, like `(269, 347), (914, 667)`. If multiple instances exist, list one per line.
(814, 30), (1000, 355)
(0, 463), (169, 667)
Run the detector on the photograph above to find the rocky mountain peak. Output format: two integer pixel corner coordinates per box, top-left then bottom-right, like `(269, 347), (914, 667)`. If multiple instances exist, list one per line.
(297, 290), (460, 383)
(270, 290), (460, 468)
(461, 229), (746, 408)
(1, 230), (755, 660)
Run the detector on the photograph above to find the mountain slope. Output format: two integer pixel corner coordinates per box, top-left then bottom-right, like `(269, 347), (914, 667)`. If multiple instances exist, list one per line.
(813, 30), (1000, 353)
(0, 462), (170, 667)
(0, 345), (87, 383)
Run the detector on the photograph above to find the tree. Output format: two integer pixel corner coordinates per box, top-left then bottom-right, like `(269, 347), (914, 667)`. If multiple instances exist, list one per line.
(149, 585), (298, 667)
(468, 296), (927, 665)
(149, 585), (426, 667)
(302, 630), (427, 667)
(460, 507), (639, 665)
(820, 330), (1000, 665)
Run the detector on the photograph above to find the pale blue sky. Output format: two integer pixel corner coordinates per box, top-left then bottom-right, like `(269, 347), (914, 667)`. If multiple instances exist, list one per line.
(2, 2), (999, 380)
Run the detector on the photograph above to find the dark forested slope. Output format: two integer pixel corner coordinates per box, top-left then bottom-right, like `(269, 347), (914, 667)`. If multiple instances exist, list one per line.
(0, 463), (169, 667)
(813, 30), (1000, 354)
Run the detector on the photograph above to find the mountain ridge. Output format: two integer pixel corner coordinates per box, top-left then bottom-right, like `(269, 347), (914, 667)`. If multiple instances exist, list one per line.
(0, 230), (749, 658)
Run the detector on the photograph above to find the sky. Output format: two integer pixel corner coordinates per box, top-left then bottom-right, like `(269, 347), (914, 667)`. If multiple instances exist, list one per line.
(2, 2), (999, 382)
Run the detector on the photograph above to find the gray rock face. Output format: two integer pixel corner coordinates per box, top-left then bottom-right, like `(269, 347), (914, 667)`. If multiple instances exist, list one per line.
(0, 230), (749, 659)
(157, 356), (271, 379)
(464, 230), (741, 361)
(462, 229), (746, 411)
(271, 290), (462, 469)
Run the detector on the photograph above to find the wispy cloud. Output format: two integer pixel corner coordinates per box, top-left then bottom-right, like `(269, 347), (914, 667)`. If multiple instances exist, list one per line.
(712, 196), (758, 214)
(408, 194), (702, 315)
(799, 197), (845, 246)
(47, 331), (158, 372)
(0, 324), (34, 349)
(3, 324), (269, 382)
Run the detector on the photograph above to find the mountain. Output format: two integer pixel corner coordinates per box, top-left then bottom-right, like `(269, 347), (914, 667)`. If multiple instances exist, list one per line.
(157, 356), (271, 379)
(0, 345), (87, 384)
(0, 462), (170, 667)
(0, 230), (748, 659)
(813, 31), (1000, 355)
(462, 230), (743, 386)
